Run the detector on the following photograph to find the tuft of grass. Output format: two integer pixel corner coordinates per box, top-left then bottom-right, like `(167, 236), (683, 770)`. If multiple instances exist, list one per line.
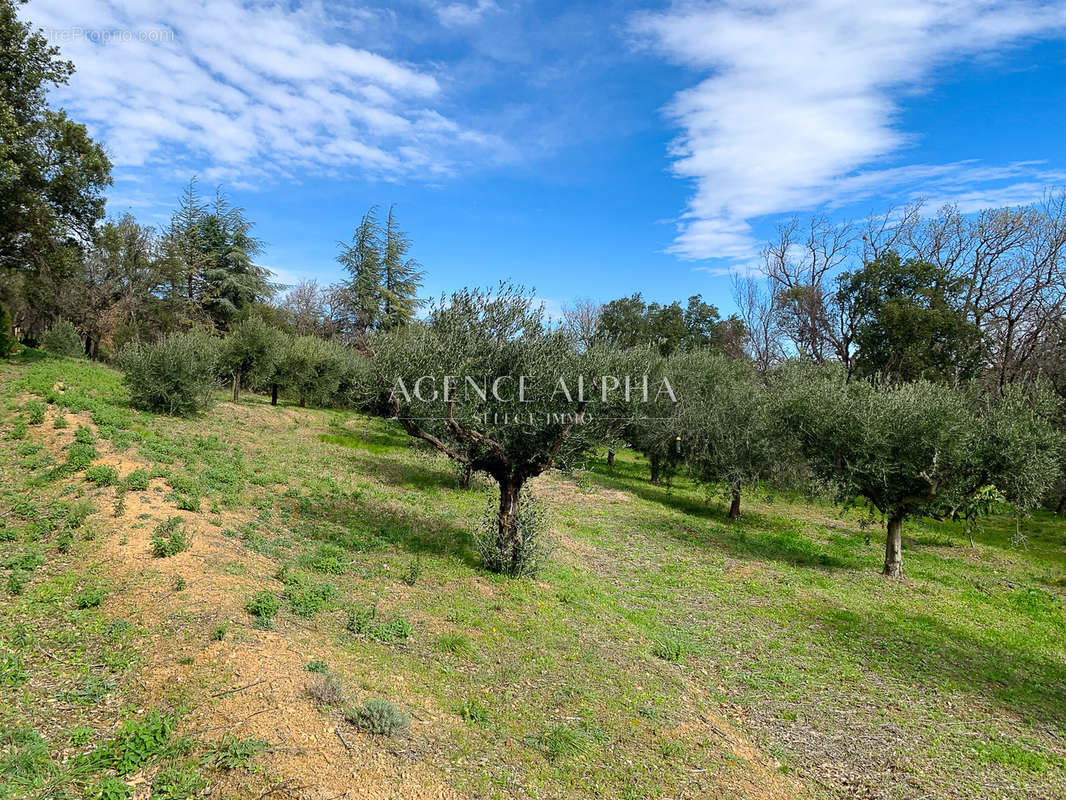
(345, 605), (412, 643)
(454, 698), (489, 725)
(533, 724), (609, 761)
(305, 659), (329, 674)
(1, 651), (30, 686)
(307, 672), (346, 707)
(435, 631), (477, 660)
(345, 698), (409, 736)
(151, 766), (207, 800)
(652, 637), (688, 664)
(151, 517), (191, 558)
(24, 400), (46, 425)
(202, 734), (269, 770)
(210, 623), (228, 642)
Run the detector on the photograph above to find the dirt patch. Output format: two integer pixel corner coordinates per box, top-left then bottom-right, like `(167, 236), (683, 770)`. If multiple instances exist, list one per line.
(34, 424), (469, 799)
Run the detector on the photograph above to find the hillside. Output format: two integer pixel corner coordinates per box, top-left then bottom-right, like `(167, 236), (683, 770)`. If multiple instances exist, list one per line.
(1, 355), (1064, 800)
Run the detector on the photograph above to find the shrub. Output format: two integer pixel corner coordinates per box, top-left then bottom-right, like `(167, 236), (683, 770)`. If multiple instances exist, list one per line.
(305, 659), (329, 673)
(346, 698), (409, 736)
(401, 557), (422, 586)
(474, 488), (549, 577)
(124, 469), (150, 491)
(41, 320), (84, 358)
(74, 587), (106, 609)
(245, 591), (280, 620)
(307, 672), (345, 707)
(306, 543), (348, 574)
(275, 335), (347, 407)
(85, 465), (120, 486)
(90, 709), (174, 774)
(65, 441), (97, 471)
(286, 580), (338, 618)
(151, 517), (191, 557)
(117, 331), (220, 415)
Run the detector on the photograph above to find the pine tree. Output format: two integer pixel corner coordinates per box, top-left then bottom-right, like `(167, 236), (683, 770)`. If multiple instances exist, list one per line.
(201, 190), (272, 329)
(381, 205), (424, 329)
(161, 179), (210, 314)
(337, 206), (384, 339)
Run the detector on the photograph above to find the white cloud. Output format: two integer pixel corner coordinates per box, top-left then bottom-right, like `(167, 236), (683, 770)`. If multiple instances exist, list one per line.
(435, 0), (500, 28)
(26, 0), (505, 180)
(633, 0), (1066, 260)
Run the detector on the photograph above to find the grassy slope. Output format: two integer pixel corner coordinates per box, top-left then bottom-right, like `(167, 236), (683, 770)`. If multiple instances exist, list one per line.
(0, 355), (1064, 800)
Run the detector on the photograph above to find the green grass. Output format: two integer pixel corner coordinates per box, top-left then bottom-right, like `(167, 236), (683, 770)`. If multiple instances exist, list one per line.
(2, 356), (1065, 800)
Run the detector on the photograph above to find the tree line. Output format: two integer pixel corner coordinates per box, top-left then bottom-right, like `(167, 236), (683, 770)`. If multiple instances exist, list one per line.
(2, 0), (1065, 582)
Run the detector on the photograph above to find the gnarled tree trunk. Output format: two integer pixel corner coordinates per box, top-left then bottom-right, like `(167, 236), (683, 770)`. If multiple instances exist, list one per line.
(883, 513), (903, 577)
(496, 476), (524, 575)
(728, 487), (741, 520)
(607, 449), (615, 471)
(271, 383), (279, 406)
(649, 454), (661, 485)
(231, 371), (241, 403)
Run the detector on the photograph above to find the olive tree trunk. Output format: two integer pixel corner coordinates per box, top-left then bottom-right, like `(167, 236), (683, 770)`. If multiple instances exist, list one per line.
(496, 477), (524, 574)
(271, 383), (279, 406)
(231, 371), (241, 403)
(649, 454), (661, 485)
(607, 449), (615, 471)
(728, 488), (741, 520)
(883, 513), (904, 577)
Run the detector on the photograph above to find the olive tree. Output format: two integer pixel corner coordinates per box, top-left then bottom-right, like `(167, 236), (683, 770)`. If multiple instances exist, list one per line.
(782, 369), (1063, 577)
(275, 335), (347, 408)
(679, 351), (788, 519)
(219, 314), (284, 403)
(117, 330), (220, 415)
(367, 284), (658, 575)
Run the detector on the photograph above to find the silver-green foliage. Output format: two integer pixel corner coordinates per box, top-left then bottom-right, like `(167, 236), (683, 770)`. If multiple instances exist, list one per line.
(117, 331), (220, 415)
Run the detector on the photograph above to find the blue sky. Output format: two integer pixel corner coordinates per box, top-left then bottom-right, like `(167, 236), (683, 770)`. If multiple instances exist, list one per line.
(24, 0), (1066, 316)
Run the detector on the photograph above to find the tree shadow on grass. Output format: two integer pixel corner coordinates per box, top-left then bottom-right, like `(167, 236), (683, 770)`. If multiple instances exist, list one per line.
(286, 483), (478, 567)
(582, 465), (863, 571)
(818, 605), (1066, 728)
